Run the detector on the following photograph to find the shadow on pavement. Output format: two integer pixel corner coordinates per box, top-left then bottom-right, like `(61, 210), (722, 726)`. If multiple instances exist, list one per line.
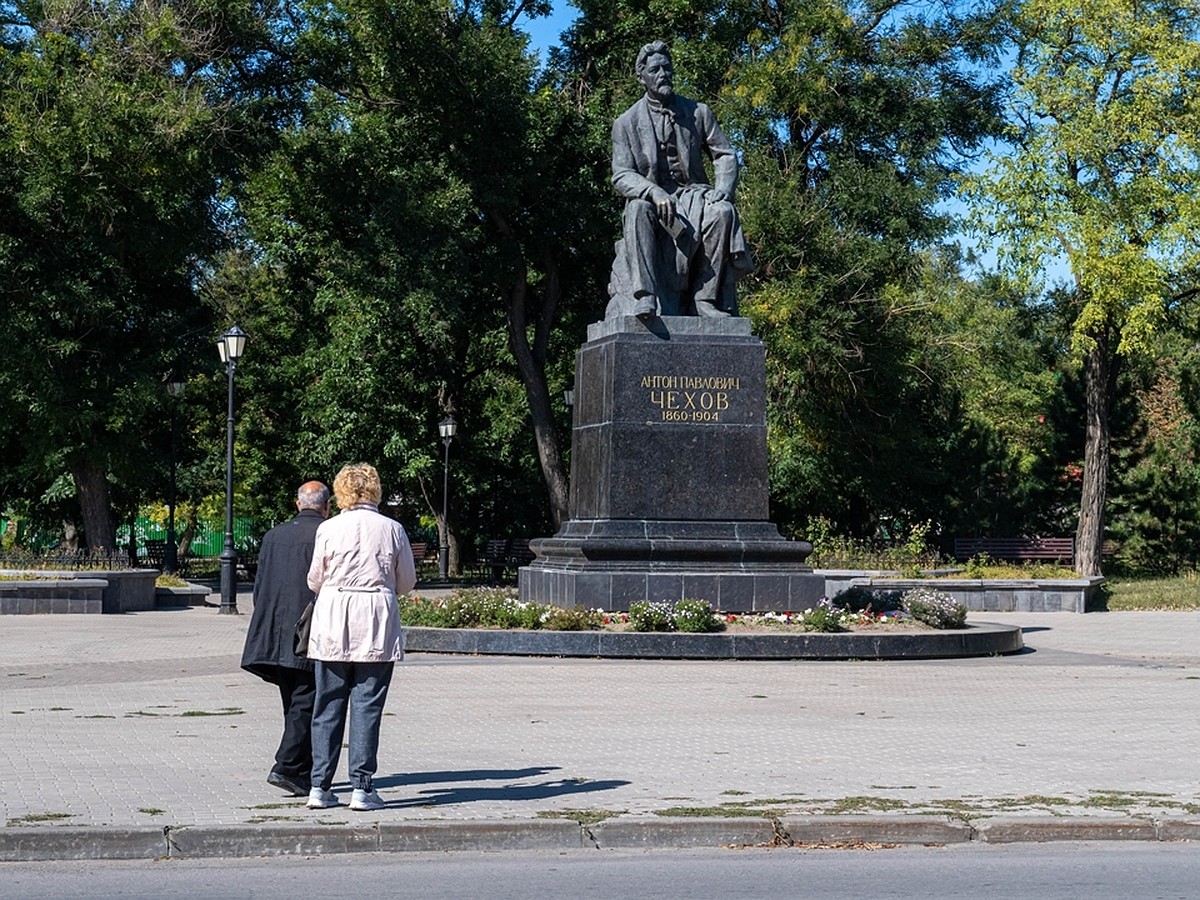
(372, 767), (561, 789)
(386, 777), (632, 808)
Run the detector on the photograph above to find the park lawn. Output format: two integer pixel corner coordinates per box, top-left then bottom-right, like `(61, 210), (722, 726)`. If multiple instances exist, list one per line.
(1103, 575), (1200, 611)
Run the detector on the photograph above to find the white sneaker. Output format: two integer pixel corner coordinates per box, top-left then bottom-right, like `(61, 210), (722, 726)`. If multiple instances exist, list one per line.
(306, 787), (338, 809)
(350, 788), (386, 811)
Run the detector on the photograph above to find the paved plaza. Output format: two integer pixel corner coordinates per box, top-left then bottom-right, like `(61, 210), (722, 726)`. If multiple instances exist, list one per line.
(2, 588), (1200, 857)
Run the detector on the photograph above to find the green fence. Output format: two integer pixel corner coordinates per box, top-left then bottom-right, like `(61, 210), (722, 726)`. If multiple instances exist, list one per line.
(116, 516), (259, 557)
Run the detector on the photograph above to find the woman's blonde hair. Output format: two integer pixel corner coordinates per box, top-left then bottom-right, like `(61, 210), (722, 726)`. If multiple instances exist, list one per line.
(332, 462), (382, 509)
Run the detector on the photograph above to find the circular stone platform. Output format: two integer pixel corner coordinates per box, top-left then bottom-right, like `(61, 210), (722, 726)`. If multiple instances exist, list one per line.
(403, 622), (1023, 660)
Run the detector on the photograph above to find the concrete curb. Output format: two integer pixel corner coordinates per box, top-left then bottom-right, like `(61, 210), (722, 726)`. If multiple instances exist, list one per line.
(402, 622), (1024, 660)
(3, 815), (1198, 861)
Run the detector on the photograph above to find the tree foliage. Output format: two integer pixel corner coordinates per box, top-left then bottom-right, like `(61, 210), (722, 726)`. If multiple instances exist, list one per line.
(966, 0), (1200, 573)
(0, 0), (279, 549)
(6, 0), (1200, 577)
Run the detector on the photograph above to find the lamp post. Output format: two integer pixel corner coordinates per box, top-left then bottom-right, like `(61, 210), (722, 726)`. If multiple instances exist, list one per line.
(164, 377), (185, 574)
(216, 325), (247, 615)
(438, 416), (457, 581)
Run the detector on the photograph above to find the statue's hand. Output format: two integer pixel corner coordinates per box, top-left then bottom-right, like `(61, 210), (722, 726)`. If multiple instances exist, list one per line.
(706, 188), (729, 204)
(650, 187), (676, 226)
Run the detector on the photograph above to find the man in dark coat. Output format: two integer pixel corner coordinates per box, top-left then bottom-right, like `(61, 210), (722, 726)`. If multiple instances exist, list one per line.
(241, 480), (330, 796)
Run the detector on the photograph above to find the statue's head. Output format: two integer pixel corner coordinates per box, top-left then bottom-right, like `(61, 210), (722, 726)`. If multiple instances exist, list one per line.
(635, 41), (673, 102)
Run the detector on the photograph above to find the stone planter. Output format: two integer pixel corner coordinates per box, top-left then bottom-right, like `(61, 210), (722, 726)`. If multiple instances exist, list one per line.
(0, 569), (158, 614)
(155, 583), (213, 608)
(0, 579), (106, 614)
(819, 570), (1106, 614)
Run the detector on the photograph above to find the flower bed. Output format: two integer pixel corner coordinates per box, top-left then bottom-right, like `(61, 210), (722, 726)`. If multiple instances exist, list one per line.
(400, 587), (964, 634)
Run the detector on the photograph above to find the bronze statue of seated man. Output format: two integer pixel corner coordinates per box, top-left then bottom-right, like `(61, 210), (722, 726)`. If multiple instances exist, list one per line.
(606, 41), (754, 320)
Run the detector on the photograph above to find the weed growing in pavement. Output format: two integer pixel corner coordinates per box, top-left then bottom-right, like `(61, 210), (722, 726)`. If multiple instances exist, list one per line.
(536, 808), (626, 825)
(6, 812), (75, 826)
(247, 815), (305, 824)
(180, 708), (244, 717)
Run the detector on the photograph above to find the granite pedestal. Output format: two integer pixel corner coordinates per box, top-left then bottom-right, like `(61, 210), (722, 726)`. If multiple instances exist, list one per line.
(519, 316), (823, 613)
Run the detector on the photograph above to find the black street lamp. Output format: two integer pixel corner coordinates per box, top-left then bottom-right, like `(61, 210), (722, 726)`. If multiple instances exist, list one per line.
(438, 416), (457, 581)
(164, 376), (185, 574)
(216, 325), (247, 615)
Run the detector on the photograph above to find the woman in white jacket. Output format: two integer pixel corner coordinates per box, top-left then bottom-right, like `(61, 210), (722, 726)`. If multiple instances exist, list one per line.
(304, 463), (416, 812)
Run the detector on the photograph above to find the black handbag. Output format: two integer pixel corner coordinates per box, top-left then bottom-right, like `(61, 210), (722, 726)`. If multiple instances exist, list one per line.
(293, 601), (314, 657)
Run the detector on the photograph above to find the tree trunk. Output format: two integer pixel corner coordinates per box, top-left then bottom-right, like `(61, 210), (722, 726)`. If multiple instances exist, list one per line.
(177, 508), (197, 559)
(70, 455), (116, 553)
(418, 474), (460, 578)
(490, 211), (570, 529)
(1075, 328), (1110, 577)
(507, 285), (570, 528)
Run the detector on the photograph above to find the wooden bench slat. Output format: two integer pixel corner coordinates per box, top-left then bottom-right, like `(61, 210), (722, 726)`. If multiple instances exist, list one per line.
(954, 537), (1074, 562)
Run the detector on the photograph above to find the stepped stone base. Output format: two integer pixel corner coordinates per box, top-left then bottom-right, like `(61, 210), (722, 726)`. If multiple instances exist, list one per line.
(521, 519), (823, 612)
(519, 315), (821, 613)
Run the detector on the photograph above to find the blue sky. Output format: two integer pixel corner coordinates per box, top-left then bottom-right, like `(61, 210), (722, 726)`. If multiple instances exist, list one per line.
(522, 3), (577, 61)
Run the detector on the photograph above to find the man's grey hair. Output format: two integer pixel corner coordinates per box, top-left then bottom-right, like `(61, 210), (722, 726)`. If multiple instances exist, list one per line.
(636, 40), (670, 76)
(297, 482), (330, 510)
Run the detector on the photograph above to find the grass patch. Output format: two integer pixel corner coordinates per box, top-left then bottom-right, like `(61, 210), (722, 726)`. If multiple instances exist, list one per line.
(824, 796), (912, 814)
(180, 708), (245, 717)
(1083, 790), (1179, 810)
(655, 806), (774, 818)
(247, 815), (306, 824)
(537, 808), (625, 826)
(7, 812), (75, 826)
(246, 802), (305, 810)
(1104, 576), (1200, 611)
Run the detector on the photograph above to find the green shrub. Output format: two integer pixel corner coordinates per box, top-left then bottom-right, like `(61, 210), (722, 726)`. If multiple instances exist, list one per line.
(901, 587), (967, 629)
(399, 588), (546, 629)
(803, 516), (942, 572)
(963, 553), (991, 578)
(542, 605), (603, 631)
(628, 600), (674, 632)
(399, 595), (457, 627)
(800, 599), (847, 633)
(673, 598), (725, 633)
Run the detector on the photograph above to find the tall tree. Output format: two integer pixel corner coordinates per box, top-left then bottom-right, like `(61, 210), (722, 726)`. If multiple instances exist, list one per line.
(234, 0), (606, 569)
(716, 0), (1008, 536)
(0, 0), (280, 549)
(965, 0), (1200, 574)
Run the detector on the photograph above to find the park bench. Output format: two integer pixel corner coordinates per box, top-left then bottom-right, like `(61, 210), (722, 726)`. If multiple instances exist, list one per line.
(410, 541), (439, 579)
(237, 552), (259, 580)
(953, 537), (1075, 564)
(143, 539), (166, 570)
(477, 537), (535, 584)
